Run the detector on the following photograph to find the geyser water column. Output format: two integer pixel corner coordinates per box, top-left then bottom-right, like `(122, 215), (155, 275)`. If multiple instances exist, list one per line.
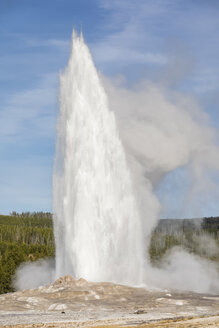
(53, 31), (145, 285)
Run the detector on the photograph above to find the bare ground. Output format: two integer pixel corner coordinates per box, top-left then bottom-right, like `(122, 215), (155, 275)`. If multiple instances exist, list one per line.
(0, 276), (218, 327)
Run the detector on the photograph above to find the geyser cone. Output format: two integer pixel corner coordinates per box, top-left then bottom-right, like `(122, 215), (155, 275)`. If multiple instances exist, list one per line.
(53, 31), (145, 285)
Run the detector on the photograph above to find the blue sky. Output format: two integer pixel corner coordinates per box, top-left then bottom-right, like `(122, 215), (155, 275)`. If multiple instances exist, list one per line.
(1, 0), (219, 215)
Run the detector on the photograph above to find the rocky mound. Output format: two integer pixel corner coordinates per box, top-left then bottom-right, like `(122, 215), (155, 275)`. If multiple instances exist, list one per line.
(53, 275), (88, 287)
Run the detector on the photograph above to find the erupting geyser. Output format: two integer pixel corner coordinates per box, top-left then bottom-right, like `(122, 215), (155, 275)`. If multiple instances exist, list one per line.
(14, 31), (219, 294)
(53, 31), (145, 285)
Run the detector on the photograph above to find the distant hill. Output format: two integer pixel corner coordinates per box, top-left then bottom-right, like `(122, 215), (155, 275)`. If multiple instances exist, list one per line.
(155, 217), (219, 233)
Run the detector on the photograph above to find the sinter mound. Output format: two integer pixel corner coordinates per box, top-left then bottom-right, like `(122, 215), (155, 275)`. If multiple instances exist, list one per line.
(0, 276), (218, 327)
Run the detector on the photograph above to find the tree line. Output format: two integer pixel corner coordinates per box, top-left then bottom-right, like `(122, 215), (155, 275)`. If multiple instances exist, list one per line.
(0, 213), (55, 294)
(149, 217), (219, 264)
(0, 213), (218, 294)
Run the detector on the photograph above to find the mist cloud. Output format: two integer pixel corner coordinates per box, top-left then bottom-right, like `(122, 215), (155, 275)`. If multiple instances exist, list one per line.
(13, 259), (55, 291)
(103, 76), (219, 219)
(100, 75), (219, 293)
(148, 246), (219, 294)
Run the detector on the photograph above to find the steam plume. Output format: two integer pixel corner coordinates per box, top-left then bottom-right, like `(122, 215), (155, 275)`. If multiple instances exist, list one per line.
(14, 32), (219, 294)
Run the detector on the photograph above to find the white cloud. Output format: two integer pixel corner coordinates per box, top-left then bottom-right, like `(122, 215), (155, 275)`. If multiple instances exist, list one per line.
(99, 0), (174, 24)
(0, 73), (58, 142)
(96, 0), (219, 98)
(92, 43), (166, 65)
(25, 37), (70, 50)
(0, 74), (57, 213)
(92, 0), (170, 68)
(191, 70), (219, 94)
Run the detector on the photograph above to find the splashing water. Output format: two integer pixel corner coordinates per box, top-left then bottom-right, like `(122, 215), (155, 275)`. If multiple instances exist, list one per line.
(14, 32), (219, 294)
(14, 31), (219, 294)
(53, 32), (145, 285)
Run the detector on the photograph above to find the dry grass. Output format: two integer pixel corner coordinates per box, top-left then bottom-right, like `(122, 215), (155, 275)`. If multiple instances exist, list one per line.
(1, 315), (219, 328)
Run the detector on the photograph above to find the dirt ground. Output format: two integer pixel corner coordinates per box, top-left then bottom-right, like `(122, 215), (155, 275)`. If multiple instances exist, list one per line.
(1, 316), (219, 328)
(0, 276), (218, 327)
